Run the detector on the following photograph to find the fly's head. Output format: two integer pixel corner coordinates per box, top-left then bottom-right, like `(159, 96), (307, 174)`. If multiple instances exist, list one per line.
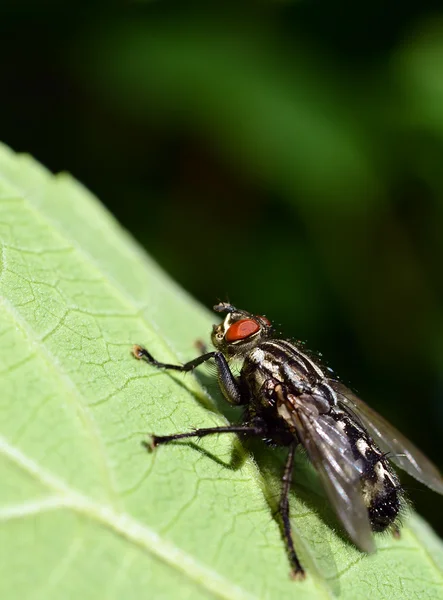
(211, 302), (272, 357)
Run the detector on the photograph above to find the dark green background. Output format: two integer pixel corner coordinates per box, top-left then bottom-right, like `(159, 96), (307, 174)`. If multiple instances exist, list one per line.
(2, 3), (443, 534)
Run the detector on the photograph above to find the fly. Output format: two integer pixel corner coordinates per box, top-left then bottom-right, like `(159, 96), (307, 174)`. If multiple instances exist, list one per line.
(132, 302), (443, 579)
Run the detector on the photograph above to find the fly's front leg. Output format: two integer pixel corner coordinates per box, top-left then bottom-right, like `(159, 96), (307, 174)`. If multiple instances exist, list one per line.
(132, 345), (217, 372)
(133, 344), (245, 406)
(280, 441), (305, 580)
(214, 352), (246, 406)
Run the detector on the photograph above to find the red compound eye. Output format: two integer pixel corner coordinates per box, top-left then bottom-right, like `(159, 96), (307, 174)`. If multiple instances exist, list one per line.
(226, 319), (260, 342)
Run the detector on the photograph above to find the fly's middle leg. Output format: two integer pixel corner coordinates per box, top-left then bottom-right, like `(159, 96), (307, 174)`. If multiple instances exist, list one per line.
(145, 424), (266, 450)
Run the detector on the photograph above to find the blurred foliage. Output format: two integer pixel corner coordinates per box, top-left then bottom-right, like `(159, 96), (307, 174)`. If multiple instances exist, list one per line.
(1, 2), (443, 533)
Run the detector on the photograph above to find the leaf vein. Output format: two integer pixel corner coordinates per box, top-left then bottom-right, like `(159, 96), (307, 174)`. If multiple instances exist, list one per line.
(0, 434), (257, 600)
(0, 293), (119, 508)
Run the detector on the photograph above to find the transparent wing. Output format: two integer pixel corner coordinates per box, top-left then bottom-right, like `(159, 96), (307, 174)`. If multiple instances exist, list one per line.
(329, 380), (443, 495)
(287, 394), (375, 553)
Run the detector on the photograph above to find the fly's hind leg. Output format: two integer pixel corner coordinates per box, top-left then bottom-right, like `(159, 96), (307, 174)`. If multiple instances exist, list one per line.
(279, 441), (305, 580)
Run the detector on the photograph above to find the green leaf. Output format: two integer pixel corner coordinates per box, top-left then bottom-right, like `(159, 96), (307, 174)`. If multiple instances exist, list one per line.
(0, 141), (442, 600)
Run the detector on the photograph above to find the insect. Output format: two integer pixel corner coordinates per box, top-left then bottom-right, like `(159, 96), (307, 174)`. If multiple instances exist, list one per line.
(133, 302), (443, 579)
